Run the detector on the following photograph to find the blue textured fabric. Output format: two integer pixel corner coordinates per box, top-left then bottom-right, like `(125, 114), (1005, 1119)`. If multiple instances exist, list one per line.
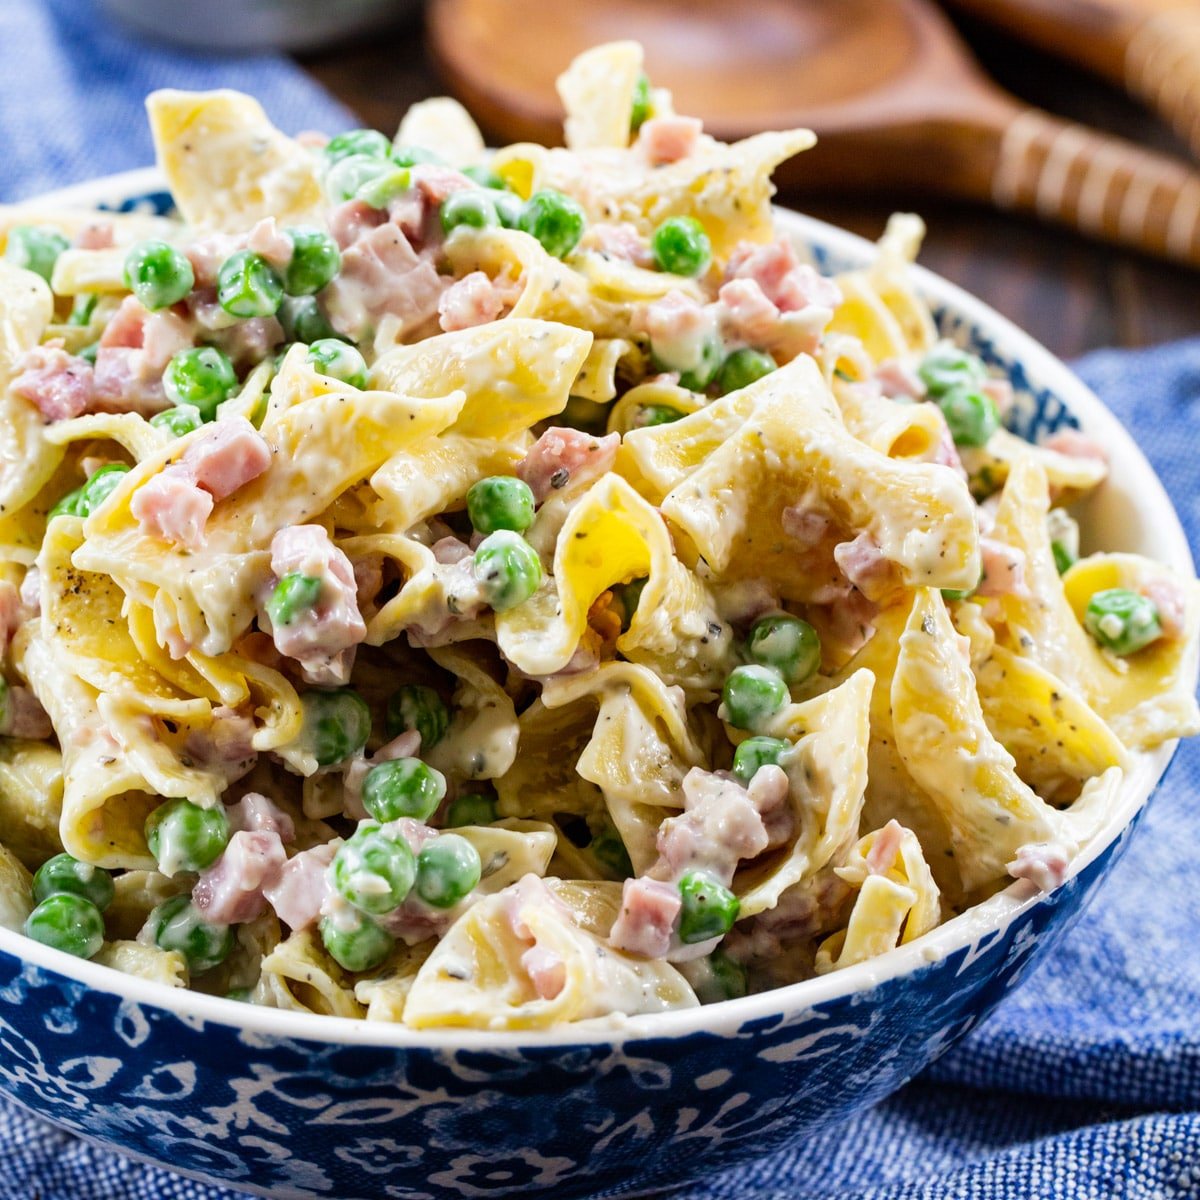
(0, 0), (354, 202)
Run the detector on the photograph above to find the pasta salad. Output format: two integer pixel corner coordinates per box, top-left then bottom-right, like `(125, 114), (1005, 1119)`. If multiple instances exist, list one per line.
(0, 42), (1195, 1029)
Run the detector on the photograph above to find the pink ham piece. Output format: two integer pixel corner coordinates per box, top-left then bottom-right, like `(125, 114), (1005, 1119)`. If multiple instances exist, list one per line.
(264, 525), (367, 686)
(725, 238), (842, 313)
(781, 501), (832, 549)
(636, 115), (703, 166)
(183, 706), (258, 785)
(10, 343), (94, 422)
(130, 469), (213, 548)
(635, 289), (713, 369)
(322, 222), (445, 341)
(608, 877), (681, 959)
(977, 537), (1029, 598)
(833, 533), (900, 603)
(521, 944), (567, 1001)
(866, 820), (906, 875)
(74, 221), (114, 250)
(516, 428), (620, 503)
(192, 829), (287, 926)
(747, 764), (793, 851)
(327, 200), (387, 251)
(716, 279), (782, 349)
(227, 792), (295, 842)
(874, 358), (927, 401)
(262, 841), (338, 932)
(246, 218), (294, 270)
(18, 567), (40, 620)
(186, 234), (242, 288)
(1142, 577), (1187, 639)
(584, 222), (653, 267)
(1007, 841), (1072, 893)
(438, 271), (507, 332)
(93, 295), (192, 415)
(1042, 429), (1108, 464)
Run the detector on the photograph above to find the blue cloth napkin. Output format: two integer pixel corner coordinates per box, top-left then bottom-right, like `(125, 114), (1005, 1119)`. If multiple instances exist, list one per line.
(1, 1), (1199, 1192)
(0, 0), (354, 202)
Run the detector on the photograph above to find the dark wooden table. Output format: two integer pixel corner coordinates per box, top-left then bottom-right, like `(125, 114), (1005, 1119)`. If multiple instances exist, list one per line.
(301, 9), (1200, 362)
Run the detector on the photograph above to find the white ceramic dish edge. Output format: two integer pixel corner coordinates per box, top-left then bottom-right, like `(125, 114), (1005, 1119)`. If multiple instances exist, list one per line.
(0, 168), (1191, 1050)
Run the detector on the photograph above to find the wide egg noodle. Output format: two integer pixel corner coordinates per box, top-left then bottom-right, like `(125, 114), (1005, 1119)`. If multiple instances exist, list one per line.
(0, 844), (33, 931)
(556, 40), (645, 152)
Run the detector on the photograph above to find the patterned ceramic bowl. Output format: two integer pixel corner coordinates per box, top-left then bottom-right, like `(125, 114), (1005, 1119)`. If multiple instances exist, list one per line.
(0, 170), (1191, 1200)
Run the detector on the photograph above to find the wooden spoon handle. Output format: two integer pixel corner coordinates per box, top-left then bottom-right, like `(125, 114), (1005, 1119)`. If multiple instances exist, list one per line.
(1125, 10), (1200, 160)
(989, 106), (1200, 267)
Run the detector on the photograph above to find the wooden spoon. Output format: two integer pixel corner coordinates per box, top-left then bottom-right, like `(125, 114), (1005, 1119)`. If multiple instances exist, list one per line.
(942, 0), (1200, 159)
(428, 0), (1200, 268)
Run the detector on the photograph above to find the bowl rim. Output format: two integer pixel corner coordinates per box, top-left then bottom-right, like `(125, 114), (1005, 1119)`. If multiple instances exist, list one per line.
(0, 167), (1192, 1050)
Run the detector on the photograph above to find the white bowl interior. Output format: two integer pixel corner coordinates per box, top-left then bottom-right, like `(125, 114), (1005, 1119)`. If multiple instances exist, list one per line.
(0, 173), (1191, 1050)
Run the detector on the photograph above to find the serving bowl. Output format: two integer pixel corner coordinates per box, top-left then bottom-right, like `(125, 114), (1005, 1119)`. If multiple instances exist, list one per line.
(0, 169), (1191, 1200)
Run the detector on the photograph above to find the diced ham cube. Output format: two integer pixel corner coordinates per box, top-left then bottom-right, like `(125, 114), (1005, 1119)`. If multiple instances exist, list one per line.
(93, 297), (193, 416)
(634, 289), (715, 373)
(1007, 841), (1072, 893)
(516, 428), (620, 503)
(10, 343), (94, 422)
(503, 874), (570, 942)
(192, 829), (287, 926)
(874, 358), (927, 401)
(18, 568), (40, 620)
(186, 234), (242, 289)
(208, 316), (284, 370)
(180, 417), (271, 502)
(584, 222), (653, 267)
(865, 819), (906, 875)
(977, 537), (1029, 598)
(636, 115), (703, 166)
(74, 221), (114, 250)
(228, 792), (295, 842)
(130, 467), (214, 548)
(833, 533), (899, 603)
(1042, 429), (1108, 463)
(781, 502), (832, 549)
(411, 164), (475, 207)
(609, 876), (681, 959)
(183, 706), (258, 783)
(246, 218), (294, 270)
(521, 944), (567, 1000)
(716, 278), (781, 348)
(747, 763), (793, 851)
(262, 841), (338, 932)
(432, 536), (473, 565)
(327, 200), (388, 251)
(438, 271), (507, 332)
(725, 238), (842, 313)
(264, 525), (367, 686)
(1142, 577), (1187, 640)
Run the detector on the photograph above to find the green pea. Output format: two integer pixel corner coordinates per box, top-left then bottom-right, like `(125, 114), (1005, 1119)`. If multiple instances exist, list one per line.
(390, 145), (441, 168)
(715, 348), (775, 395)
(279, 295), (339, 345)
(6, 225), (70, 282)
(77, 341), (99, 365)
(149, 403), (203, 438)
(415, 834), (482, 908)
(362, 757), (447, 823)
(650, 216), (712, 278)
(692, 950), (748, 1003)
(637, 404), (685, 428)
(462, 165), (508, 190)
(24, 893), (105, 959)
(444, 791), (497, 828)
(226, 987), (252, 1003)
(746, 614), (820, 686)
(123, 239), (195, 310)
(320, 910), (393, 972)
(721, 664), (788, 730)
(590, 824), (633, 880)
(492, 191), (524, 229)
(1084, 588), (1162, 656)
(917, 344), (986, 397)
(356, 167), (413, 210)
(32, 852), (114, 910)
(144, 798), (230, 876)
(652, 336), (722, 392)
(217, 250), (284, 319)
(517, 189), (586, 259)
(473, 530), (542, 611)
(678, 871), (740, 944)
(67, 293), (98, 327)
(307, 338), (369, 389)
(266, 573), (323, 628)
(323, 154), (395, 205)
(147, 894), (235, 974)
(612, 577), (648, 631)
(324, 128), (392, 163)
(332, 822), (416, 916)
(78, 464), (130, 516)
(385, 684), (450, 749)
(630, 71), (652, 132)
(163, 346), (237, 420)
(731, 735), (791, 784)
(48, 487), (85, 519)
(466, 475), (536, 534)
(283, 227), (341, 296)
(1052, 540), (1076, 575)
(301, 687), (372, 767)
(441, 190), (500, 235)
(940, 586), (975, 603)
(938, 384), (998, 448)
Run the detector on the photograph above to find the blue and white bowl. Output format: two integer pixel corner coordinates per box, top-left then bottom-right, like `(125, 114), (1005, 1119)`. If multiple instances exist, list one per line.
(0, 171), (1191, 1200)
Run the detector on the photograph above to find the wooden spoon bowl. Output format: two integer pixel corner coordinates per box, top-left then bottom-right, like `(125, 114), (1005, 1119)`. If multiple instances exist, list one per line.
(429, 0), (1200, 268)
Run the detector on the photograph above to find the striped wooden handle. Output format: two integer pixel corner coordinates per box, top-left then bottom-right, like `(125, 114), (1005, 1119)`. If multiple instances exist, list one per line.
(1126, 9), (1200, 162)
(991, 107), (1200, 267)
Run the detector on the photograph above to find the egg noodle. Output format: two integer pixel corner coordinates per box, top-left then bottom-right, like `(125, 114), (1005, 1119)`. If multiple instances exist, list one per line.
(0, 42), (1194, 1028)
